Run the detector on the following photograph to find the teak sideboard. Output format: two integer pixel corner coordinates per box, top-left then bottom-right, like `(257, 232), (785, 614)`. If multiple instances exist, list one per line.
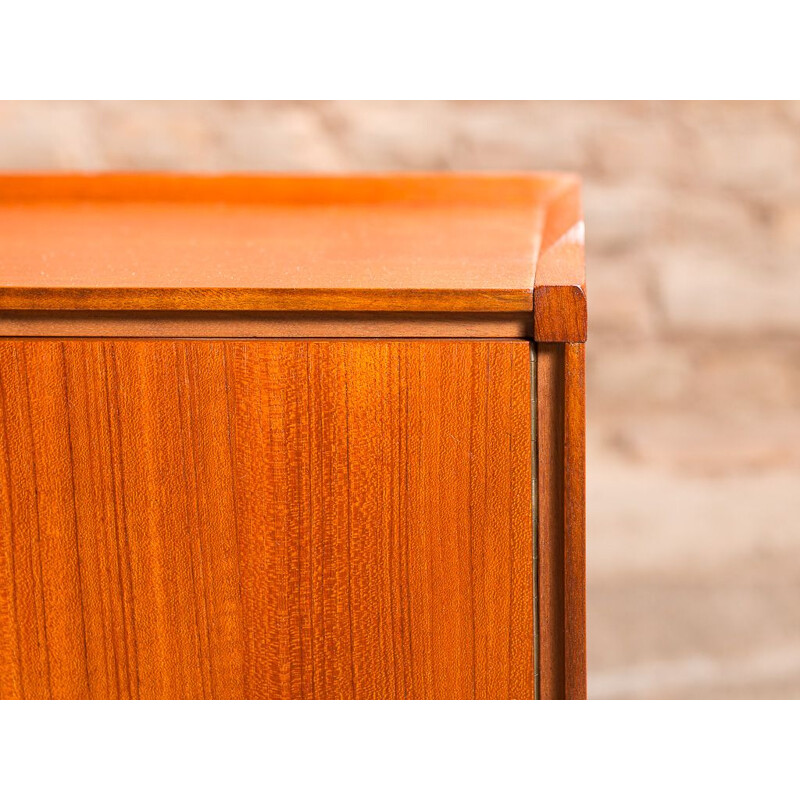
(0, 173), (586, 700)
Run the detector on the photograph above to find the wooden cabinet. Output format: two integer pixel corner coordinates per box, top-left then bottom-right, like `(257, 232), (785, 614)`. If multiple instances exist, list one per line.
(0, 173), (586, 699)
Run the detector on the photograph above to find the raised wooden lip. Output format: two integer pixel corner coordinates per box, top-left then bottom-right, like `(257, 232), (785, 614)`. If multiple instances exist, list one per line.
(0, 172), (586, 341)
(533, 177), (587, 343)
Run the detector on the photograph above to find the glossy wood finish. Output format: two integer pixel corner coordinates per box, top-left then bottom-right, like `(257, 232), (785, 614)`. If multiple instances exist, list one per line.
(563, 343), (586, 699)
(536, 344), (565, 699)
(533, 179), (586, 343)
(0, 171), (566, 206)
(0, 171), (587, 700)
(0, 172), (583, 337)
(531, 174), (587, 699)
(0, 338), (533, 700)
(0, 287), (531, 315)
(536, 343), (586, 700)
(0, 173), (559, 313)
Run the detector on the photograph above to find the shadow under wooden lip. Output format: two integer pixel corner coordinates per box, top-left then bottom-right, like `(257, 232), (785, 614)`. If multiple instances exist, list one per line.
(0, 310), (535, 340)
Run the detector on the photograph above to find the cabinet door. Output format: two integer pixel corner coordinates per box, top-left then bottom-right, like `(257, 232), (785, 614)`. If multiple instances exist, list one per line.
(0, 339), (533, 699)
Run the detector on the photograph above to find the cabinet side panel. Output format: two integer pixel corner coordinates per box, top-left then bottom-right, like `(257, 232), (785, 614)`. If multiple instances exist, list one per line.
(0, 339), (533, 699)
(536, 342), (586, 700)
(536, 344), (565, 699)
(564, 343), (586, 699)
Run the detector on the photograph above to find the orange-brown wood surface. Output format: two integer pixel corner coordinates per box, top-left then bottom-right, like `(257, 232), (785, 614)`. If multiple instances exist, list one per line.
(536, 344), (565, 699)
(536, 342), (586, 700)
(0, 338), (533, 699)
(0, 311), (533, 340)
(563, 343), (586, 699)
(533, 179), (587, 343)
(0, 173), (564, 314)
(0, 172), (583, 336)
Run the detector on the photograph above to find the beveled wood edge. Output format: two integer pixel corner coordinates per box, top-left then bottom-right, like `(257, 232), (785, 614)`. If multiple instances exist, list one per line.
(536, 342), (586, 699)
(0, 171), (587, 340)
(0, 287), (532, 314)
(533, 177), (587, 343)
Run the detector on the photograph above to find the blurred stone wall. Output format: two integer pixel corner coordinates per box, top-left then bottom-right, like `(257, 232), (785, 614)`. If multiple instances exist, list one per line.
(2, 101), (798, 697)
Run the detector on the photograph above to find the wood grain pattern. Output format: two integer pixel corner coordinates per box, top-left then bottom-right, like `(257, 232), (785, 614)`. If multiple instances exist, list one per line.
(0, 288), (532, 315)
(536, 344), (565, 699)
(536, 342), (586, 699)
(0, 173), (562, 314)
(534, 178), (587, 343)
(0, 172), (583, 338)
(0, 338), (533, 699)
(563, 343), (586, 699)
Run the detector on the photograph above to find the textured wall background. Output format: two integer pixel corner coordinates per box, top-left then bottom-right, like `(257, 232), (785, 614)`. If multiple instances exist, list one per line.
(2, 100), (799, 698)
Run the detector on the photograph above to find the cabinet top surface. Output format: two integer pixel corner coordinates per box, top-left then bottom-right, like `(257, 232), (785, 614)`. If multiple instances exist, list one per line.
(0, 173), (582, 316)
